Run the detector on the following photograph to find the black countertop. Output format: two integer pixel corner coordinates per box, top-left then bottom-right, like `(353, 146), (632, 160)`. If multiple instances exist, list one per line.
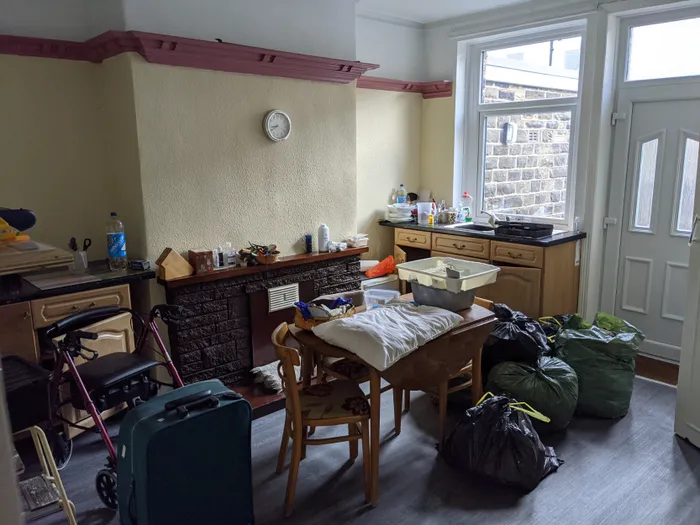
(379, 220), (586, 247)
(0, 260), (155, 306)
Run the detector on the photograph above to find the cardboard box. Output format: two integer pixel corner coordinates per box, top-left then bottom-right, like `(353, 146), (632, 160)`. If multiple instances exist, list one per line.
(188, 249), (214, 275)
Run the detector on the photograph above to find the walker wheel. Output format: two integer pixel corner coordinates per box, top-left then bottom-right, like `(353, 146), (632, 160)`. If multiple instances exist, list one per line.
(96, 469), (118, 509)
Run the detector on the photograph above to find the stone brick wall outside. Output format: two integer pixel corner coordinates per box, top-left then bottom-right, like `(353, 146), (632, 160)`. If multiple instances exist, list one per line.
(482, 81), (575, 219)
(165, 255), (362, 386)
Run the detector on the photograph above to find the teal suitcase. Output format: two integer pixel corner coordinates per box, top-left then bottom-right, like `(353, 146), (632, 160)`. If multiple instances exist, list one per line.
(117, 380), (253, 525)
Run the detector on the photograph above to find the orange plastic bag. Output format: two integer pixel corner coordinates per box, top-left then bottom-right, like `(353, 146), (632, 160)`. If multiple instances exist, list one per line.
(365, 256), (397, 278)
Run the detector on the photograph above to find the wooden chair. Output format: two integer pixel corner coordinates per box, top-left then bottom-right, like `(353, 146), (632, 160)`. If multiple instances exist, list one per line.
(319, 357), (404, 434)
(400, 297), (495, 441)
(272, 323), (371, 517)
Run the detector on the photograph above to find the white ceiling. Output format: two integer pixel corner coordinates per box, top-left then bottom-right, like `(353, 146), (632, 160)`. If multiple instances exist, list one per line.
(356, 0), (530, 25)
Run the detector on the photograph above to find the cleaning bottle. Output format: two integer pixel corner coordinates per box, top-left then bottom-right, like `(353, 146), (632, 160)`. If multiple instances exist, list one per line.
(397, 184), (407, 204)
(460, 191), (473, 223)
(106, 212), (127, 270)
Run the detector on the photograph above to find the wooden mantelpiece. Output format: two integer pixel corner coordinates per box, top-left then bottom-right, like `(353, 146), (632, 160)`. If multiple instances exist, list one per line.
(160, 247), (369, 288)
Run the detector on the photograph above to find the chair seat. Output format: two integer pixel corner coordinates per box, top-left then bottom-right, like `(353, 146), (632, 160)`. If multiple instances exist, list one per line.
(322, 357), (370, 381)
(299, 380), (369, 421)
(69, 352), (159, 391)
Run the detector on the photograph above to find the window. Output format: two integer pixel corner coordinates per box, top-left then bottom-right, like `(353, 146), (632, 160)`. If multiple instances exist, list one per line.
(467, 30), (583, 223)
(633, 138), (660, 230)
(676, 136), (699, 233)
(627, 17), (700, 82)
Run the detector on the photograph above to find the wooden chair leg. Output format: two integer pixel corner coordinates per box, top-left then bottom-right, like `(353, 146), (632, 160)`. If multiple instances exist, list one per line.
(393, 388), (402, 435)
(348, 423), (359, 461)
(284, 424), (303, 517)
(360, 421), (371, 503)
(276, 417), (290, 474)
(404, 389), (411, 413)
(438, 381), (448, 442)
(301, 426), (308, 460)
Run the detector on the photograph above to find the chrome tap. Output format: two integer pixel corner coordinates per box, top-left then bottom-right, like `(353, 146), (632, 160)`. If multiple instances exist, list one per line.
(481, 210), (500, 228)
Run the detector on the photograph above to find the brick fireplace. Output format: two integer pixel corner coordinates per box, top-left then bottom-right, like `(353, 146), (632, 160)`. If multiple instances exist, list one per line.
(160, 249), (366, 388)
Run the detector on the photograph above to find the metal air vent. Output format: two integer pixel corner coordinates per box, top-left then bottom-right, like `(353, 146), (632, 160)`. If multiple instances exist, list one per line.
(268, 284), (299, 313)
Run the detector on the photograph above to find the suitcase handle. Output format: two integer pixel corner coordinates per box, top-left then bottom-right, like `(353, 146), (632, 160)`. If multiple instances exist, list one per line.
(164, 390), (212, 411)
(175, 396), (220, 419)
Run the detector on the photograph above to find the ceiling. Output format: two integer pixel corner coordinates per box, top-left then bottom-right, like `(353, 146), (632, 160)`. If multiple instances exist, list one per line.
(356, 0), (530, 25)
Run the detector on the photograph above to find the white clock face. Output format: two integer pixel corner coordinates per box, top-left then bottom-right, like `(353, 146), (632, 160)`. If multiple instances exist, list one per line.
(264, 110), (292, 142)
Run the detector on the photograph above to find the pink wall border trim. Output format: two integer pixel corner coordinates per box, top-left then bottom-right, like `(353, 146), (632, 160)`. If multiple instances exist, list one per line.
(357, 76), (453, 99)
(0, 31), (380, 85)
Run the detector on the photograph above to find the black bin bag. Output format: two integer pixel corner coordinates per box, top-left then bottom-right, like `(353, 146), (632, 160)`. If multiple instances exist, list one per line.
(440, 394), (562, 492)
(482, 304), (551, 385)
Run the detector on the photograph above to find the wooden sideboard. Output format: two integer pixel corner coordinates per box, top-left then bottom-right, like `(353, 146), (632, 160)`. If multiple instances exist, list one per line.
(393, 227), (582, 318)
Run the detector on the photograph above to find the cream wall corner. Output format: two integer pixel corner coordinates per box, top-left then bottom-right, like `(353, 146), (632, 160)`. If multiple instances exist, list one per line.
(421, 95), (457, 205)
(356, 89), (422, 260)
(0, 55), (112, 255)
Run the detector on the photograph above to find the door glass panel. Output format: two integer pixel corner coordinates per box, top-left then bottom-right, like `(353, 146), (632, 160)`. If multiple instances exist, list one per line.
(627, 17), (700, 81)
(677, 138), (699, 233)
(634, 139), (659, 229)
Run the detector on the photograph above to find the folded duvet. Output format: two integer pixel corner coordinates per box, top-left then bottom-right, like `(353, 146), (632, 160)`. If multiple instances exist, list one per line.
(312, 302), (463, 371)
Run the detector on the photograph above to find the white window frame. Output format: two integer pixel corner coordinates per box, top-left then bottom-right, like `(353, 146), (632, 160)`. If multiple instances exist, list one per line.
(462, 23), (587, 227)
(619, 6), (700, 88)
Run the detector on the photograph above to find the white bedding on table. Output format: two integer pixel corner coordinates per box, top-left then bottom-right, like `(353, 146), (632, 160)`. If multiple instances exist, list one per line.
(311, 302), (463, 371)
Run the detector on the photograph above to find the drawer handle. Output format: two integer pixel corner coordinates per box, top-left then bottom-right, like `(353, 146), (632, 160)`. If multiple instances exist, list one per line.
(23, 311), (30, 320)
(408, 237), (418, 242)
(453, 243), (466, 250)
(71, 305), (80, 311)
(89, 301), (96, 307)
(507, 251), (523, 259)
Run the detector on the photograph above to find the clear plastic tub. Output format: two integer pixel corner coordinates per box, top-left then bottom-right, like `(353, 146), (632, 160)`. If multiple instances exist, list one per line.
(397, 257), (500, 293)
(364, 289), (401, 309)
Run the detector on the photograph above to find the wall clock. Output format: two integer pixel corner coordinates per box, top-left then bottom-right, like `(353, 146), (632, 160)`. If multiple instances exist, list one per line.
(263, 110), (292, 142)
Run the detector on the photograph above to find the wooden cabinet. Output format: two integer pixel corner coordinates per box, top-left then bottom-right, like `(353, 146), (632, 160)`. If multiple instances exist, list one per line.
(491, 241), (544, 268)
(0, 302), (38, 363)
(53, 312), (135, 439)
(395, 228), (431, 249)
(483, 266), (542, 318)
(432, 233), (490, 260)
(31, 284), (131, 329)
(390, 226), (582, 317)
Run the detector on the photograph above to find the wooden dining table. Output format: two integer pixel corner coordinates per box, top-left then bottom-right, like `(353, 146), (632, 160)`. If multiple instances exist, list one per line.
(288, 294), (497, 507)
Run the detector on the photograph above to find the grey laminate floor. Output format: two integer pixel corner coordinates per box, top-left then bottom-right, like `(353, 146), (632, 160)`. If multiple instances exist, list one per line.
(29, 377), (700, 525)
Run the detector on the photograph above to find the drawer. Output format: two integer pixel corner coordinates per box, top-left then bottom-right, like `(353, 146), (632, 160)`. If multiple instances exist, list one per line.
(31, 284), (131, 328)
(395, 228), (431, 249)
(432, 234), (490, 259)
(491, 241), (544, 268)
(431, 251), (488, 263)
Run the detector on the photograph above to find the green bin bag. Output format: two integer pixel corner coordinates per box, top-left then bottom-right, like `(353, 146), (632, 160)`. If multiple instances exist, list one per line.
(487, 356), (578, 431)
(556, 312), (644, 418)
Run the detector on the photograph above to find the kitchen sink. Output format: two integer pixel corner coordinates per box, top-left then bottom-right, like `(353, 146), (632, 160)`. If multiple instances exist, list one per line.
(449, 224), (495, 232)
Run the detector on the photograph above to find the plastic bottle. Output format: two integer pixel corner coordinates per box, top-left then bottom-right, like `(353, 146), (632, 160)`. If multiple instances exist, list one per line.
(397, 184), (407, 204)
(460, 191), (473, 222)
(318, 224), (330, 252)
(106, 212), (127, 270)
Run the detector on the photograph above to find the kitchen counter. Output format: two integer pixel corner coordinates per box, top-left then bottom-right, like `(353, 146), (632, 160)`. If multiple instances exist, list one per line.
(0, 261), (155, 306)
(379, 220), (586, 247)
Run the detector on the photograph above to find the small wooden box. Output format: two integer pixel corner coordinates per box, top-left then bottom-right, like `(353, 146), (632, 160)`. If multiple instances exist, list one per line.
(188, 249), (214, 275)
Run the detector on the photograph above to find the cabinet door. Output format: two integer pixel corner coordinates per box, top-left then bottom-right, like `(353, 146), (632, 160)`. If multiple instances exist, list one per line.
(483, 266), (542, 318)
(0, 302), (38, 363)
(53, 312), (135, 438)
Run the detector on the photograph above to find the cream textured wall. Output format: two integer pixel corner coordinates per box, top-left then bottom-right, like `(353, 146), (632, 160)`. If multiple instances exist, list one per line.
(0, 55), (112, 257)
(127, 55), (358, 262)
(357, 89), (422, 259)
(99, 54), (147, 260)
(421, 95), (456, 205)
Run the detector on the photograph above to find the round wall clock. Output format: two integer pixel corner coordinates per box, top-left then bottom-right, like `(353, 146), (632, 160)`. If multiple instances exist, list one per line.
(263, 110), (292, 142)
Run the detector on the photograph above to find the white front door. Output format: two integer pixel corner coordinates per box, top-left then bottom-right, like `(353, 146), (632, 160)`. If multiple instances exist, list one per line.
(603, 98), (700, 362)
(675, 215), (700, 449)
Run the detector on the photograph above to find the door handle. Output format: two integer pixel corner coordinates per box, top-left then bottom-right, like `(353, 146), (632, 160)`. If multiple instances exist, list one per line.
(689, 215), (700, 246)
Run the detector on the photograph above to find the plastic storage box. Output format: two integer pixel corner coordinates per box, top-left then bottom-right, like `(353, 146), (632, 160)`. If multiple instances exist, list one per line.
(364, 289), (401, 309)
(397, 257), (500, 293)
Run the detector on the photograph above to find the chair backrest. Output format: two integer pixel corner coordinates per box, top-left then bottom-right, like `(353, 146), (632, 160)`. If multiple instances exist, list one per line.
(271, 323), (302, 419)
(474, 296), (494, 310)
